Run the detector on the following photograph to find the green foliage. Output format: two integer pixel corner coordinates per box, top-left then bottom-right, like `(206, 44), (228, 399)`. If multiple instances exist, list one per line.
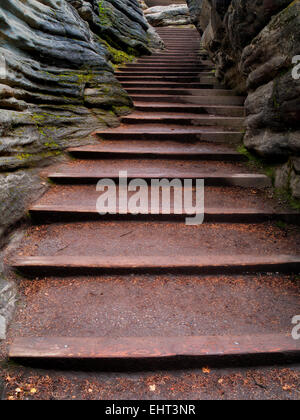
(98, 36), (136, 65)
(237, 146), (300, 212)
(98, 1), (111, 26)
(274, 187), (300, 211)
(237, 145), (276, 183)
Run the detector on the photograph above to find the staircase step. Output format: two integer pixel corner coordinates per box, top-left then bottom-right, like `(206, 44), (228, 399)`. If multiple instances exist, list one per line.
(136, 59), (206, 63)
(116, 71), (212, 76)
(130, 95), (244, 106)
(9, 334), (300, 362)
(68, 140), (246, 160)
(122, 82), (216, 88)
(93, 124), (243, 141)
(125, 88), (237, 96)
(121, 65), (212, 70)
(134, 102), (245, 117)
(29, 183), (297, 223)
(48, 172), (269, 188)
(117, 76), (217, 83)
(135, 61), (210, 66)
(121, 113), (245, 127)
(29, 205), (298, 224)
(11, 255), (300, 275)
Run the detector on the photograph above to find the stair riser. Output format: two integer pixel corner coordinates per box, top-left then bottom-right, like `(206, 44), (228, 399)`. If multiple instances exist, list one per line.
(68, 151), (247, 161)
(29, 211), (300, 225)
(48, 175), (270, 188)
(13, 262), (300, 277)
(9, 353), (300, 370)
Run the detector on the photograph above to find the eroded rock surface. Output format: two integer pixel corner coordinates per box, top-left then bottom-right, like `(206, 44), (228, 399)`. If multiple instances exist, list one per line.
(187, 0), (300, 198)
(145, 4), (191, 26)
(0, 0), (159, 243)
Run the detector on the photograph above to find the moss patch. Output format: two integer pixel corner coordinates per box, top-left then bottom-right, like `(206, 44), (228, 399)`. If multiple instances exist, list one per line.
(237, 145), (300, 211)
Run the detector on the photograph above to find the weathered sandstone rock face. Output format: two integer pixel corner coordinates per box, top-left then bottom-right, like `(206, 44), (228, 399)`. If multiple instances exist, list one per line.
(145, 4), (191, 26)
(187, 0), (300, 199)
(0, 0), (158, 243)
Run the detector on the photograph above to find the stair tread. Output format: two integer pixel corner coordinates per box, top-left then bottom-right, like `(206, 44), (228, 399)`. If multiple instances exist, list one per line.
(8, 221), (300, 260)
(122, 112), (244, 121)
(69, 140), (241, 152)
(134, 101), (244, 109)
(94, 124), (243, 134)
(30, 184), (293, 215)
(46, 159), (267, 179)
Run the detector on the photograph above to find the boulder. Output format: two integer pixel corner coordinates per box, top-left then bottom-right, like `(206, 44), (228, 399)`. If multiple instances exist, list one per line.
(145, 4), (191, 26)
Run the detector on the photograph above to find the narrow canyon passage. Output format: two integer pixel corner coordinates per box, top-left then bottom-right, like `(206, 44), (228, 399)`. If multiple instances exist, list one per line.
(2, 27), (300, 397)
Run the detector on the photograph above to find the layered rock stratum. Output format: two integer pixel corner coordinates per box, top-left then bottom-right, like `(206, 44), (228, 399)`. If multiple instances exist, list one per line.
(0, 0), (160, 243)
(187, 0), (300, 199)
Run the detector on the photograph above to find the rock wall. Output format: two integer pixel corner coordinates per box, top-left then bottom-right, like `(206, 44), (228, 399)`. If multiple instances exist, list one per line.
(0, 0), (159, 245)
(187, 0), (300, 199)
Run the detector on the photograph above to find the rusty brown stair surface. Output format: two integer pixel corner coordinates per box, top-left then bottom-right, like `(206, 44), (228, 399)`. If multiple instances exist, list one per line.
(121, 82), (219, 89)
(28, 187), (299, 225)
(46, 159), (270, 187)
(68, 140), (247, 160)
(121, 113), (245, 127)
(8, 27), (300, 367)
(133, 102), (245, 117)
(124, 88), (239, 96)
(129, 95), (244, 106)
(9, 335), (300, 362)
(93, 124), (244, 143)
(10, 219), (300, 275)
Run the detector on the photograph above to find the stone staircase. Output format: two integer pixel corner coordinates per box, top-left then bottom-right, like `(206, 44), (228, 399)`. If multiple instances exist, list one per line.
(8, 28), (300, 365)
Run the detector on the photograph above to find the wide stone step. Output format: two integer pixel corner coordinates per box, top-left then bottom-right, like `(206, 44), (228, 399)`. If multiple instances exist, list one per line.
(149, 53), (202, 57)
(130, 95), (244, 106)
(136, 57), (209, 62)
(68, 140), (246, 160)
(47, 158), (270, 187)
(121, 113), (245, 128)
(125, 88), (237, 96)
(29, 180), (297, 224)
(120, 65), (213, 71)
(134, 102), (245, 117)
(93, 124), (243, 142)
(122, 82), (216, 88)
(135, 60), (211, 65)
(117, 76), (216, 83)
(30, 204), (298, 224)
(94, 123), (244, 139)
(9, 335), (300, 363)
(116, 71), (213, 77)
